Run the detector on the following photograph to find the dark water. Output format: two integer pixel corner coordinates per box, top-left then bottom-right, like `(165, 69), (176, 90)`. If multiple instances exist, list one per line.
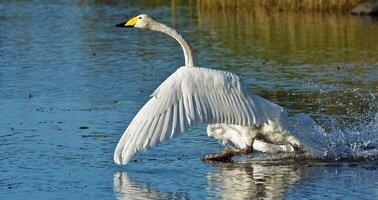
(1, 1), (378, 199)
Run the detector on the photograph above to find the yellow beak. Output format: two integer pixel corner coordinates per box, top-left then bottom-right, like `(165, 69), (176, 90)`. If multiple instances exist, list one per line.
(116, 17), (138, 28)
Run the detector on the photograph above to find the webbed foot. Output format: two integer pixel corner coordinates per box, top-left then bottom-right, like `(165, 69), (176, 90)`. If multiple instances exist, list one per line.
(202, 146), (253, 162)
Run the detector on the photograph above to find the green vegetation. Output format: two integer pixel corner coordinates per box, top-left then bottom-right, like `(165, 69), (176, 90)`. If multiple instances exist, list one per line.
(197, 0), (363, 12)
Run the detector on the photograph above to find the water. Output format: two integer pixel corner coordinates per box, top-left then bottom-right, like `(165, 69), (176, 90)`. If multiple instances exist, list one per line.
(1, 1), (377, 199)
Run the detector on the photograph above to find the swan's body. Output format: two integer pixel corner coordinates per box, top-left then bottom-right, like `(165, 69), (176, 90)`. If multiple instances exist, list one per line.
(114, 14), (303, 165)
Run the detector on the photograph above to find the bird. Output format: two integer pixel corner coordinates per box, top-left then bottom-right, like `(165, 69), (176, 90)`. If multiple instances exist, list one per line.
(114, 14), (304, 165)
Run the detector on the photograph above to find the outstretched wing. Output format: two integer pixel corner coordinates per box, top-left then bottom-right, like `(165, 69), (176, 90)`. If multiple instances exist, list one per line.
(114, 66), (285, 164)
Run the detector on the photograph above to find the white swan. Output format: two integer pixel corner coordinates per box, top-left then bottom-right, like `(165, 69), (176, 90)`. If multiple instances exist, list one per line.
(114, 14), (304, 165)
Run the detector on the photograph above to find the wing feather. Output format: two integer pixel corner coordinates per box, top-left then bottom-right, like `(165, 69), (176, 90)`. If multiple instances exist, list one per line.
(171, 103), (179, 138)
(150, 113), (165, 146)
(114, 66), (285, 164)
(159, 110), (171, 142)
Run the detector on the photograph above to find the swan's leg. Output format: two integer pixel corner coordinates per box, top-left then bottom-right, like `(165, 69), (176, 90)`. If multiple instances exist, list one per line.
(202, 146), (253, 162)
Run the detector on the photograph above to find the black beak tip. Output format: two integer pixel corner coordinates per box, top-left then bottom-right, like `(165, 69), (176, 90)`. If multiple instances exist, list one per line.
(116, 22), (126, 27)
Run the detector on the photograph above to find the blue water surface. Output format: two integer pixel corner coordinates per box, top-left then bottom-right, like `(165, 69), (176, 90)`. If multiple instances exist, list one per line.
(1, 1), (378, 199)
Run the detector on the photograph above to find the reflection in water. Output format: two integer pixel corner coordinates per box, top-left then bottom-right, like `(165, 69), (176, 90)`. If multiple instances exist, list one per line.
(1, 1), (378, 199)
(114, 163), (301, 200)
(207, 163), (301, 200)
(114, 172), (165, 200)
(196, 0), (361, 12)
(114, 172), (191, 200)
(195, 7), (378, 104)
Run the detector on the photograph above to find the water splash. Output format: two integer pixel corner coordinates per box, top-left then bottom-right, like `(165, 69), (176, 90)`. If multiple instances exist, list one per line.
(288, 88), (378, 161)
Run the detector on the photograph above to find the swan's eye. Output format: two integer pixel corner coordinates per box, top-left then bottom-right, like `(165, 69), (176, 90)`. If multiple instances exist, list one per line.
(138, 17), (142, 20)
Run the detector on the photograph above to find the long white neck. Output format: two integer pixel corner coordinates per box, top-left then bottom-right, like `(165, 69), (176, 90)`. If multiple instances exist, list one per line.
(150, 22), (195, 67)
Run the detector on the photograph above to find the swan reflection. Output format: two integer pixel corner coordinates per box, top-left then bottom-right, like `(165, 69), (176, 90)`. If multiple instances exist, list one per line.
(114, 172), (164, 200)
(114, 162), (301, 200)
(113, 172), (190, 200)
(206, 162), (301, 199)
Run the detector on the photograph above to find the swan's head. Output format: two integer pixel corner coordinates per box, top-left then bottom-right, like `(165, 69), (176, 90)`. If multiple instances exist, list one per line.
(116, 14), (155, 29)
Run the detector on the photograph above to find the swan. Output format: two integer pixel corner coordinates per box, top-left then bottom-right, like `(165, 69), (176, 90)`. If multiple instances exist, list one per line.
(114, 14), (304, 165)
